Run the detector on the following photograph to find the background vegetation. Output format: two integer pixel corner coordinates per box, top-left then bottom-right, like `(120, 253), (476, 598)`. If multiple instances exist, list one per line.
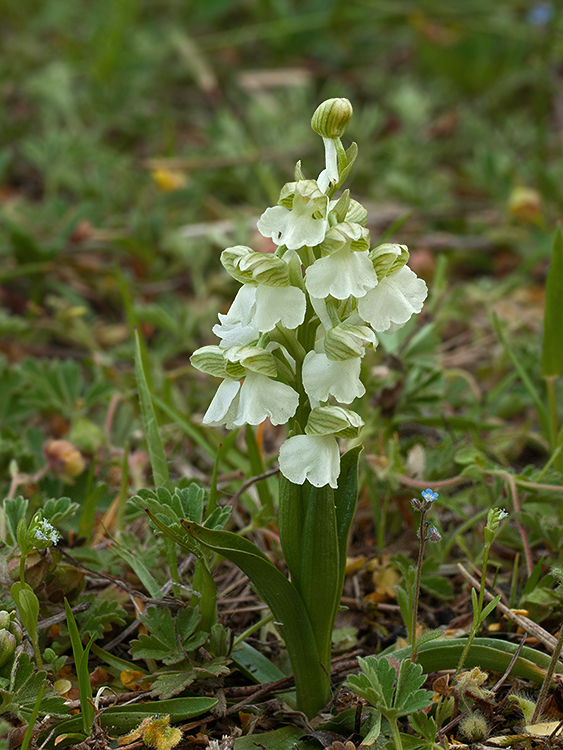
(1, 0), (563, 747)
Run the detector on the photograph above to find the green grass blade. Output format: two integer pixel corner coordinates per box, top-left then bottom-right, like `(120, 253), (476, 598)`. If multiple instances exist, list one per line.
(134, 330), (170, 490)
(492, 313), (550, 438)
(64, 599), (94, 734)
(542, 226), (563, 377)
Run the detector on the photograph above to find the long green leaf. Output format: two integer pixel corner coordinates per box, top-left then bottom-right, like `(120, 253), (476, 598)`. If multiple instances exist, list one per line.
(389, 637), (562, 683)
(39, 697), (218, 747)
(278, 474), (308, 582)
(542, 226), (563, 377)
(298, 483), (340, 674)
(334, 445), (361, 599)
(111, 542), (162, 599)
(182, 520), (329, 717)
(64, 599), (94, 734)
(492, 313), (550, 437)
(134, 330), (170, 490)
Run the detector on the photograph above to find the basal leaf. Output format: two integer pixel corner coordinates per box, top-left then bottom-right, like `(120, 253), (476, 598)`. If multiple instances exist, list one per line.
(182, 520), (328, 717)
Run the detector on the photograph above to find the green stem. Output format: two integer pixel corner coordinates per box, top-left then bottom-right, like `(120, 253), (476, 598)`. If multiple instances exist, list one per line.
(387, 714), (404, 750)
(164, 538), (181, 597)
(20, 554), (26, 587)
(455, 543), (491, 676)
(411, 511), (427, 662)
(21, 683), (45, 750)
(232, 611), (274, 648)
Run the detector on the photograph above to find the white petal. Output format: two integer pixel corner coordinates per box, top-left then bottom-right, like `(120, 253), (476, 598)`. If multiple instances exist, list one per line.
(213, 285), (259, 347)
(257, 198), (328, 250)
(358, 266), (428, 332)
(279, 434), (340, 488)
(234, 372), (299, 426)
(317, 138), (339, 194)
(302, 351), (365, 404)
(306, 248), (377, 300)
(309, 296), (332, 332)
(253, 285), (306, 331)
(203, 379), (241, 428)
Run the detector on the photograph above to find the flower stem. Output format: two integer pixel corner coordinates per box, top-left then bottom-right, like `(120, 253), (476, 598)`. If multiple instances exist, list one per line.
(411, 510), (426, 662)
(388, 715), (404, 750)
(456, 543), (491, 676)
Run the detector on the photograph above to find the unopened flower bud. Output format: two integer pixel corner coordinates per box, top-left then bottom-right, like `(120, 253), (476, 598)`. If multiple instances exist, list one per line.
(10, 619), (23, 645)
(311, 98), (353, 139)
(423, 522), (441, 543)
(0, 629), (16, 668)
(44, 439), (85, 478)
(484, 508), (508, 544)
(0, 612), (10, 631)
(369, 243), (409, 279)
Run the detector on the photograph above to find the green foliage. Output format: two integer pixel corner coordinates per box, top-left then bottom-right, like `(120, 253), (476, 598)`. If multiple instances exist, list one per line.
(64, 599), (94, 735)
(42, 496), (79, 526)
(542, 227), (563, 377)
(0, 652), (69, 722)
(131, 606), (207, 665)
(131, 484), (230, 534)
(347, 656), (433, 721)
(73, 597), (126, 641)
(130, 606), (231, 699)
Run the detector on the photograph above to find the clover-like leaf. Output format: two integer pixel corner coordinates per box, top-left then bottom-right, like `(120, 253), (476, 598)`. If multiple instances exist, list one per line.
(346, 656), (432, 721)
(130, 606), (207, 666)
(42, 496), (79, 526)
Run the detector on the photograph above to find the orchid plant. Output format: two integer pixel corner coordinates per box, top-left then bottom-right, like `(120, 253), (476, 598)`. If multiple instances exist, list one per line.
(186, 98), (428, 717)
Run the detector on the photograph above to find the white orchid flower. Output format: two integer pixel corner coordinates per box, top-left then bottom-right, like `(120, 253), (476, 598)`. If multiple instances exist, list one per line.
(306, 248), (377, 300)
(302, 350), (365, 404)
(253, 284), (306, 332)
(213, 284), (306, 346)
(278, 434), (340, 488)
(203, 372), (299, 429)
(305, 222), (376, 300)
(212, 285), (260, 348)
(357, 265), (428, 333)
(257, 180), (329, 250)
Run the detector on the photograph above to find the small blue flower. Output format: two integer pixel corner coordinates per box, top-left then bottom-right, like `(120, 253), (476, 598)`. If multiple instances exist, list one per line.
(527, 3), (553, 27)
(421, 488), (438, 503)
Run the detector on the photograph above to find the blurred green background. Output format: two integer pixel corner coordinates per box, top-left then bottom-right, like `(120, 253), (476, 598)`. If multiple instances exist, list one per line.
(0, 0), (561, 497)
